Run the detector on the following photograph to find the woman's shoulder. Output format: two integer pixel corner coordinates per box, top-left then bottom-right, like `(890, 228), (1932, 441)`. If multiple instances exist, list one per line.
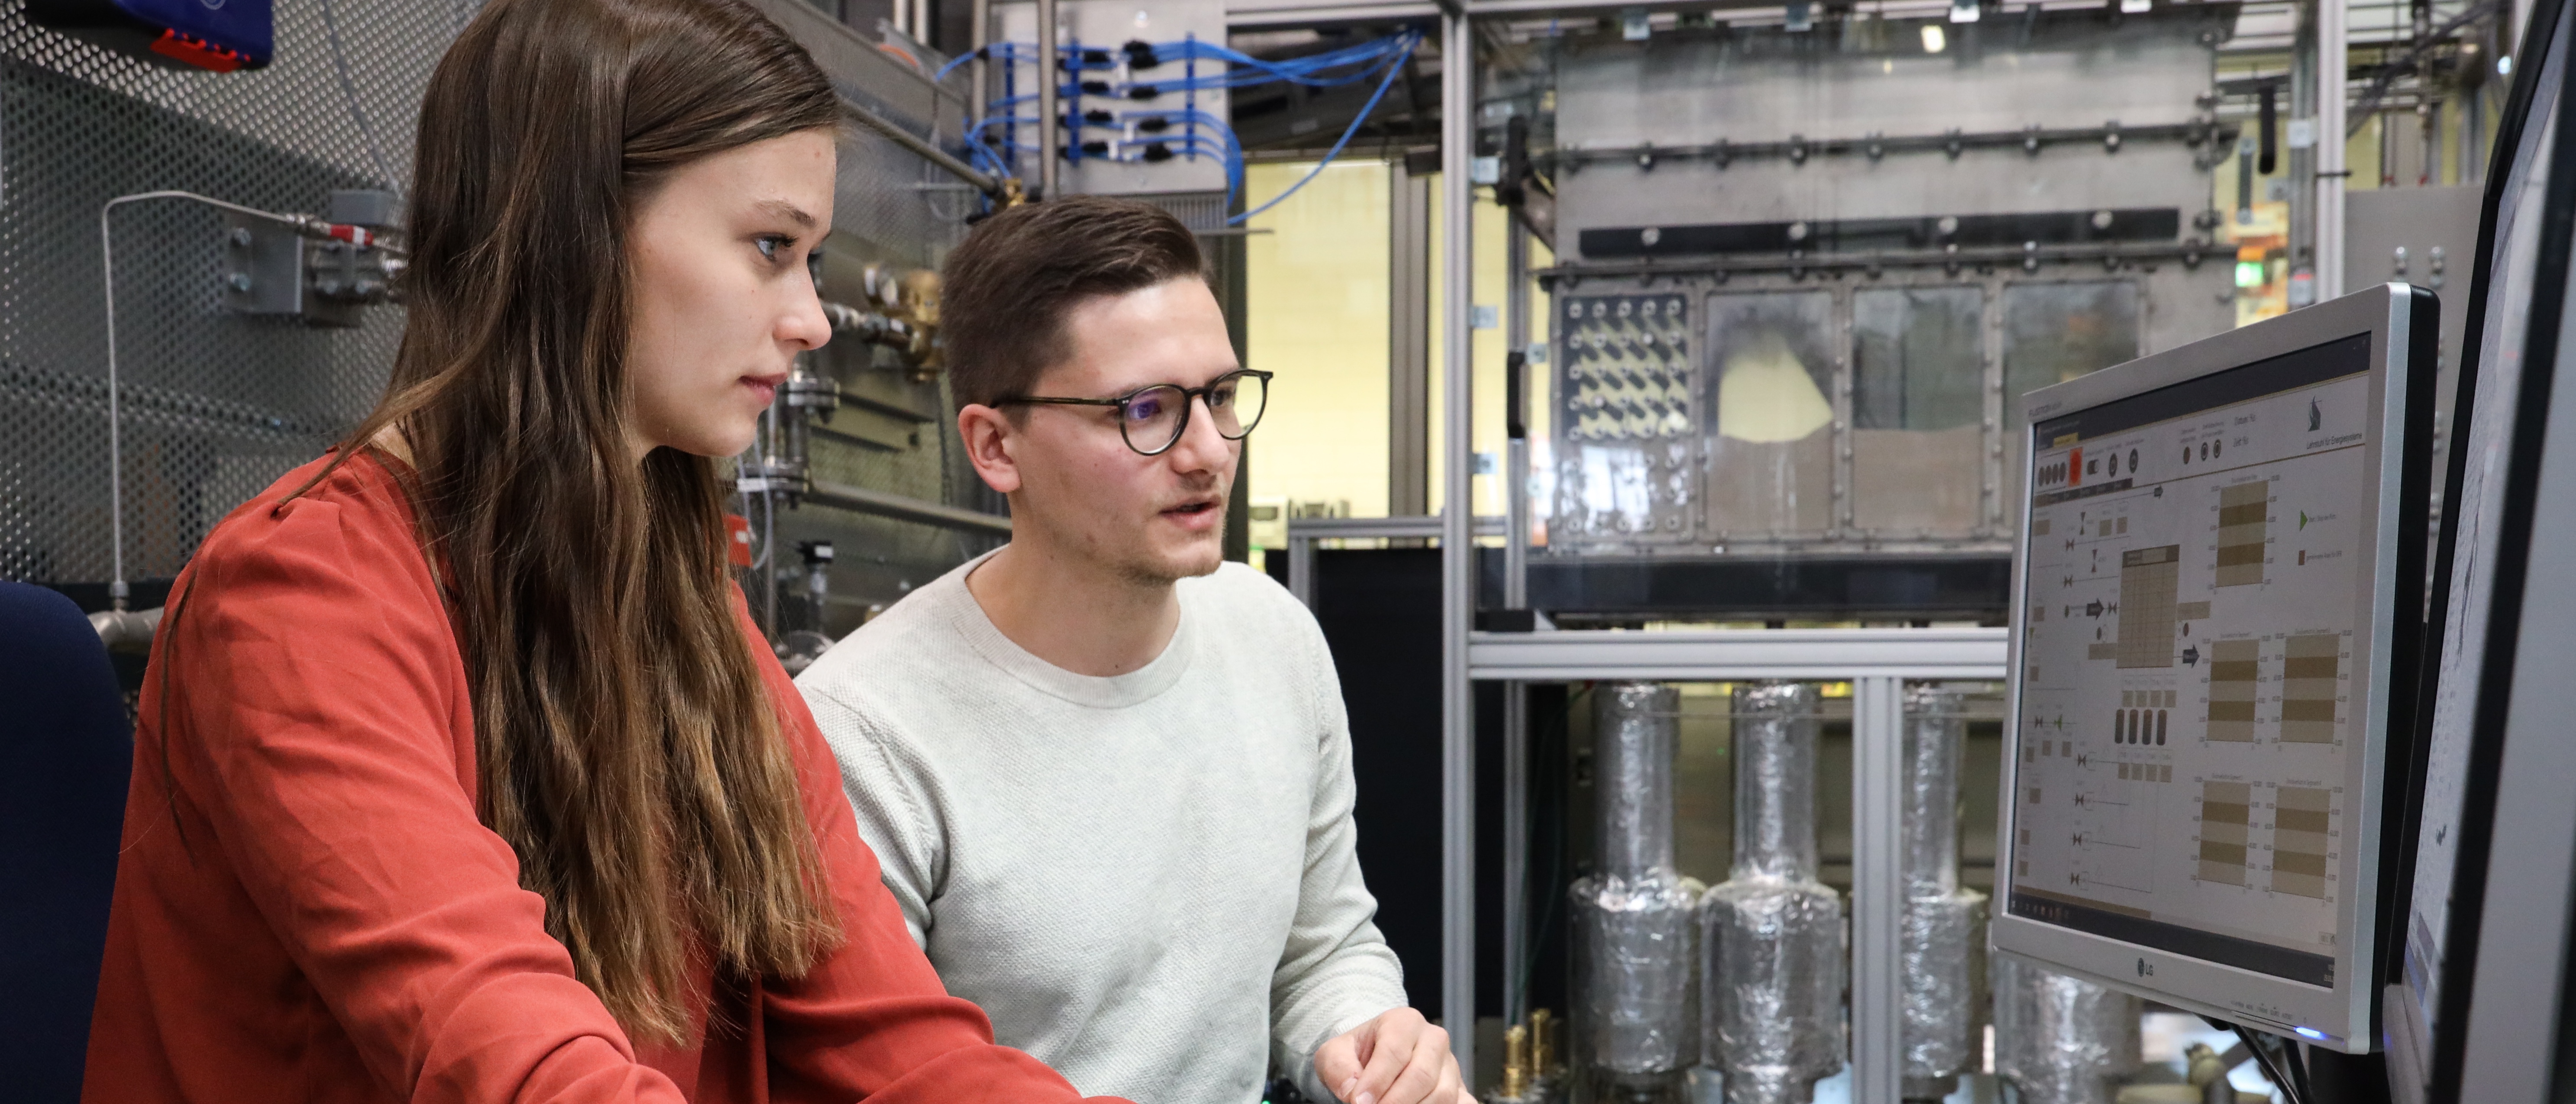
(185, 449), (440, 611)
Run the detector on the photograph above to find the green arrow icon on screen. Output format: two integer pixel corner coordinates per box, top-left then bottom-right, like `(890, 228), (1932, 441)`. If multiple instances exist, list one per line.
(2299, 510), (2309, 530)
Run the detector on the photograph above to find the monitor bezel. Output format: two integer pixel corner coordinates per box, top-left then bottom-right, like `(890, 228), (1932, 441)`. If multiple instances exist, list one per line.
(1992, 283), (2432, 1052)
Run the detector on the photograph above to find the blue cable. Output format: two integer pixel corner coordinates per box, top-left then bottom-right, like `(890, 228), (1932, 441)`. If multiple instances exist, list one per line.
(1228, 31), (1416, 225)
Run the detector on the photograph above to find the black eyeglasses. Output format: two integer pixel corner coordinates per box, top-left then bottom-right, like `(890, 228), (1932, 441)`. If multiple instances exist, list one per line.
(993, 369), (1273, 456)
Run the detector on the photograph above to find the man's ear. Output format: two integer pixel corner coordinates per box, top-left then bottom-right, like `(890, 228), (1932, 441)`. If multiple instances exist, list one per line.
(958, 404), (1022, 494)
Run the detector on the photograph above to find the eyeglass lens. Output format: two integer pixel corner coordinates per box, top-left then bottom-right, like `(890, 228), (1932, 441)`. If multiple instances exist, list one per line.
(1119, 373), (1267, 453)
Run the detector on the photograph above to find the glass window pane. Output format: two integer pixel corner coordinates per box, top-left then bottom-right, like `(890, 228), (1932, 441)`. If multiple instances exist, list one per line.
(1854, 287), (1984, 432)
(2002, 281), (2141, 417)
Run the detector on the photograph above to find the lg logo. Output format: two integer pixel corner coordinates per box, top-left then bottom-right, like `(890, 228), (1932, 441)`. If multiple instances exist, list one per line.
(200, 0), (226, 10)
(2136, 958), (2155, 978)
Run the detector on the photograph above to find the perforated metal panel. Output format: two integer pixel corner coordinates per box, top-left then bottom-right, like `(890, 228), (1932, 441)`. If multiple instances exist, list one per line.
(0, 3), (477, 590)
(1, 2), (1003, 606)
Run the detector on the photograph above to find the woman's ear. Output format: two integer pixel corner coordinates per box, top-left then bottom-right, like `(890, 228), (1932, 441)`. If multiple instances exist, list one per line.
(958, 404), (1021, 495)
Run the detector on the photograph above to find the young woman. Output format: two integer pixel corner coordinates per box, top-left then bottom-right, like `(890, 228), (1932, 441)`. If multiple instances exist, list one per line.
(80, 2), (1119, 1101)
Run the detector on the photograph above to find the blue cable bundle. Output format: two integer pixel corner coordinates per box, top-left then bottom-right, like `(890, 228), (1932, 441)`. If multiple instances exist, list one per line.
(938, 29), (1422, 222)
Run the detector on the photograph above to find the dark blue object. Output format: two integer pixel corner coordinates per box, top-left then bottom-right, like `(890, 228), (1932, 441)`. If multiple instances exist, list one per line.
(26, 0), (274, 71)
(0, 583), (135, 1102)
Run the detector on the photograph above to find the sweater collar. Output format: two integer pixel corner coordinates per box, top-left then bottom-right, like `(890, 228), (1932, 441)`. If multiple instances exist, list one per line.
(929, 549), (1196, 709)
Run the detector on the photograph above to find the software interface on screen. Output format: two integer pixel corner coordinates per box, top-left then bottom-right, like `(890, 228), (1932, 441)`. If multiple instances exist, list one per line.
(2010, 332), (2378, 991)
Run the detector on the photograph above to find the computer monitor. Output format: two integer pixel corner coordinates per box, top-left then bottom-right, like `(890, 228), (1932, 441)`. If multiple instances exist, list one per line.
(1992, 283), (2439, 1051)
(2386, 0), (2576, 1097)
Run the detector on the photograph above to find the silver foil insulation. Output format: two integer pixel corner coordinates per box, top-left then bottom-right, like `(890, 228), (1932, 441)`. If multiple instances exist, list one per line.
(1701, 682), (1844, 1104)
(1992, 956), (2141, 1104)
(1572, 682), (1705, 1087)
(1899, 686), (1988, 1101)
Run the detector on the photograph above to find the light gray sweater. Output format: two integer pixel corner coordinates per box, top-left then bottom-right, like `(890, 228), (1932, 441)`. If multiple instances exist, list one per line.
(794, 555), (1408, 1104)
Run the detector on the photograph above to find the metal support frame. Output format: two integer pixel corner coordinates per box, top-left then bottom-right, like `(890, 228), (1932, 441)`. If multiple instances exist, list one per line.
(1501, 204), (1534, 1032)
(1282, 515), (1504, 606)
(1037, 0), (1061, 198)
(1390, 159), (1434, 517)
(2318, 0), (2349, 301)
(1851, 677), (1905, 1104)
(1438, 6), (1477, 1081)
(1466, 628), (2008, 1096)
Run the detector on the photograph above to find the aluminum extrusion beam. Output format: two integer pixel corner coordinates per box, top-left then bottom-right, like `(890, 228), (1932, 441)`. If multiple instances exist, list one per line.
(1467, 627), (2010, 682)
(2318, 0), (2348, 300)
(1280, 515), (1502, 607)
(1852, 677), (1904, 1104)
(1437, 6), (1477, 1085)
(804, 479), (1014, 536)
(1037, 0), (1060, 198)
(838, 97), (1003, 197)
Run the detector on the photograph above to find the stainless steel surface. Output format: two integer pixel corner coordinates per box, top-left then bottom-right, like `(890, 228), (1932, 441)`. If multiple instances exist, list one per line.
(1533, 11), (2234, 558)
(1036, 0), (1058, 198)
(804, 478), (1012, 536)
(1702, 682), (1845, 1104)
(1468, 627), (2009, 682)
(1991, 956), (2141, 1104)
(1896, 685), (1987, 1101)
(87, 605), (160, 652)
(1570, 683), (1702, 1089)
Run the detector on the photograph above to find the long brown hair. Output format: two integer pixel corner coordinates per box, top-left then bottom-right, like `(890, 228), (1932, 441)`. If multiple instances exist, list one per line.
(301, 0), (842, 1043)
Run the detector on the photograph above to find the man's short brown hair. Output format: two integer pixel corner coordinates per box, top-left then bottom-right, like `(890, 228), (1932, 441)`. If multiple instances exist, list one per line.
(940, 196), (1206, 410)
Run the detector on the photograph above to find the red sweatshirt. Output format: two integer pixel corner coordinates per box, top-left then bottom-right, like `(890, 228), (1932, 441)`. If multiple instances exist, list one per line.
(83, 452), (1122, 1104)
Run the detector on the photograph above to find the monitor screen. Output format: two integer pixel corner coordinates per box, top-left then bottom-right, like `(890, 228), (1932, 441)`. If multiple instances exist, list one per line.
(2389, 0), (2571, 1093)
(1994, 284), (2433, 1050)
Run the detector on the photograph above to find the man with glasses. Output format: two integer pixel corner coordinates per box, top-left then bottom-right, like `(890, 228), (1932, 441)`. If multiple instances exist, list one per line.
(795, 197), (1459, 1104)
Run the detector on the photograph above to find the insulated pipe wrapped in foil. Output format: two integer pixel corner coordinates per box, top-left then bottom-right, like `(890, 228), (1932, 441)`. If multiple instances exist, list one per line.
(1701, 682), (1844, 1104)
(1992, 956), (2141, 1104)
(1570, 683), (1703, 1090)
(1899, 686), (1988, 1101)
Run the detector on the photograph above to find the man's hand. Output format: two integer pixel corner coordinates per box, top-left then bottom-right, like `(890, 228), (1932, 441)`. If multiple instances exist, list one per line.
(1312, 1007), (1463, 1104)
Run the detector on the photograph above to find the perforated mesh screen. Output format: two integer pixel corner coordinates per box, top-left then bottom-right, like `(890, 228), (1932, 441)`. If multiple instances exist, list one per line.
(0, 3), (476, 589)
(0, 3), (998, 600)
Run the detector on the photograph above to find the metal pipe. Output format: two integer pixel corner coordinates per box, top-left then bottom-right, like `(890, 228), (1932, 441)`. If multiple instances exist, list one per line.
(1500, 203), (1535, 1039)
(1036, 0), (1060, 198)
(89, 606), (163, 652)
(1504, 216), (1531, 612)
(970, 0), (990, 129)
(1702, 682), (1844, 1104)
(2317, 0), (2348, 300)
(1438, 4), (1478, 1087)
(1898, 686), (1988, 1101)
(838, 96), (1003, 197)
(805, 478), (1014, 536)
(1992, 956), (2142, 1104)
(1570, 684), (1701, 1092)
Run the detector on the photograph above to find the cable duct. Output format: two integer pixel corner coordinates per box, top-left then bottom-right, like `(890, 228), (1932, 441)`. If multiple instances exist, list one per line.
(1702, 682), (1844, 1104)
(1570, 682), (1702, 1095)
(1992, 956), (2141, 1104)
(1899, 686), (1987, 1102)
